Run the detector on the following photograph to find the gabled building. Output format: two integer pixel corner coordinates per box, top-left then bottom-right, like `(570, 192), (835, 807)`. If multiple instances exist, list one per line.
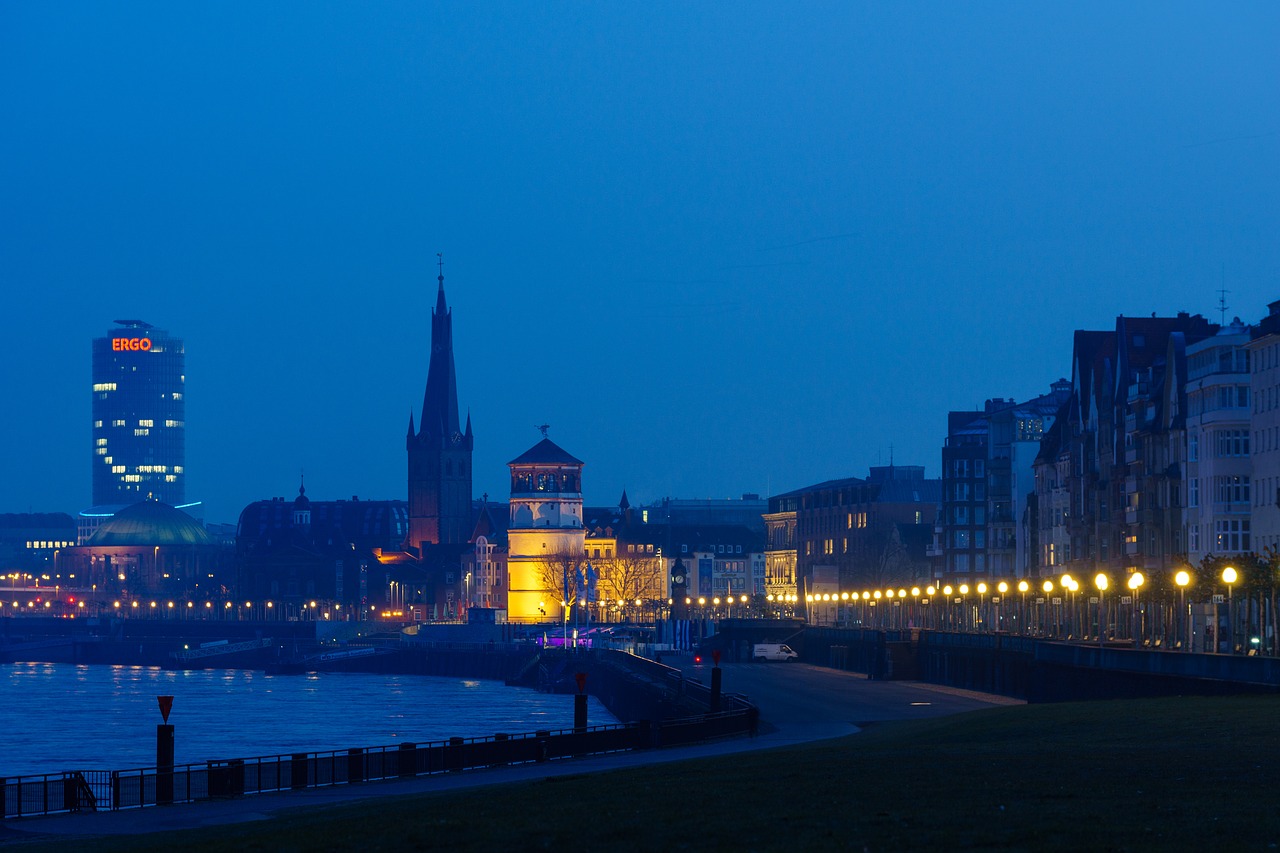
(462, 498), (509, 612)
(1033, 313), (1217, 582)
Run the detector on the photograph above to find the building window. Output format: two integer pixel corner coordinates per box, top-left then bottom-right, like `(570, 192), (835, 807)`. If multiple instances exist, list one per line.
(1215, 519), (1250, 552)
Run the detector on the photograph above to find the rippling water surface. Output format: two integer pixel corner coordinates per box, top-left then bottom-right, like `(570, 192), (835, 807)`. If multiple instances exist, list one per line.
(0, 663), (614, 777)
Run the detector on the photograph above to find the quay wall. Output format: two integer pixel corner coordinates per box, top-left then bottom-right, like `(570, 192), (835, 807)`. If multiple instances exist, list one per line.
(713, 623), (1280, 702)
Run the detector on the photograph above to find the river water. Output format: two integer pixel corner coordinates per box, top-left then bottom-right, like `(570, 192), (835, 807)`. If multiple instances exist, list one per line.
(0, 663), (615, 777)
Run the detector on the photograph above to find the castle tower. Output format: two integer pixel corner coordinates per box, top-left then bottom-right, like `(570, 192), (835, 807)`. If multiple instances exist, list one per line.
(406, 258), (473, 553)
(505, 433), (584, 622)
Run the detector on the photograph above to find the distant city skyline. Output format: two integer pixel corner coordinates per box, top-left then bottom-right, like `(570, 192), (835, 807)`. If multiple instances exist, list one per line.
(2, 3), (1277, 524)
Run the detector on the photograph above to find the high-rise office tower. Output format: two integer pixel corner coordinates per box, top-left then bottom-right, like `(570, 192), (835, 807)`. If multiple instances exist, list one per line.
(91, 320), (185, 506)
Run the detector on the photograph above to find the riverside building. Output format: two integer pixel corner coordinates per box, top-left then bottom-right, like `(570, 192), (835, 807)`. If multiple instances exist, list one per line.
(91, 320), (185, 506)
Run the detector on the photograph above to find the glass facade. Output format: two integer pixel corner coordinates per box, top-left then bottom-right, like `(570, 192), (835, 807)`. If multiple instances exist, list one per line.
(91, 321), (185, 505)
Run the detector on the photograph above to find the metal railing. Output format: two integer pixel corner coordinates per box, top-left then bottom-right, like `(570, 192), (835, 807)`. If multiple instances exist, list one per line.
(2, 711), (755, 820)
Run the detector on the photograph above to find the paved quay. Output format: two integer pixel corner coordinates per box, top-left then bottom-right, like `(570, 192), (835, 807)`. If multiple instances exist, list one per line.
(2, 664), (1019, 841)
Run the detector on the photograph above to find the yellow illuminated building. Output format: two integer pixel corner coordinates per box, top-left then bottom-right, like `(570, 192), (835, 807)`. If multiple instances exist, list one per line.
(505, 434), (585, 622)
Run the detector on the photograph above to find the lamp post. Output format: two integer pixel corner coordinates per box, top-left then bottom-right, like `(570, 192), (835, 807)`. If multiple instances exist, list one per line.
(1093, 573), (1109, 646)
(1042, 579), (1055, 636)
(1222, 566), (1238, 655)
(1060, 574), (1076, 639)
(1127, 572), (1145, 648)
(1174, 570), (1190, 651)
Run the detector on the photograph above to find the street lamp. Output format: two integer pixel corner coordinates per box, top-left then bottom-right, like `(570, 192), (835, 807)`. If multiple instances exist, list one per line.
(1094, 573), (1109, 645)
(1174, 570), (1191, 651)
(1222, 566), (1238, 654)
(1042, 579), (1055, 636)
(1127, 572), (1145, 648)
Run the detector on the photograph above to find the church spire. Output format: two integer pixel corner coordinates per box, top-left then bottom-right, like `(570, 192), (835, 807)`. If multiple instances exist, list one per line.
(435, 252), (447, 316)
(419, 252), (461, 444)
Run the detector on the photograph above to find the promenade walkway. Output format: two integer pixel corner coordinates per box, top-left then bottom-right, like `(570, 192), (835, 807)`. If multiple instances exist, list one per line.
(1, 666), (1017, 841)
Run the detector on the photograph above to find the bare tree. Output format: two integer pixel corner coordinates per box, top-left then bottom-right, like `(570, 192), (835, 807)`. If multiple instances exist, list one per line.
(534, 546), (585, 612)
(593, 552), (664, 613)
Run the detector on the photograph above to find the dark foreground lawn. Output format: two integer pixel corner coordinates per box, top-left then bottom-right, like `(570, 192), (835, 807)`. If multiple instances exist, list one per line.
(10, 695), (1280, 852)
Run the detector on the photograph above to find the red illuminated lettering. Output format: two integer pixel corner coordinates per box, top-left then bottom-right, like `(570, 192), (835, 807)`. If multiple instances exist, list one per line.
(112, 338), (152, 351)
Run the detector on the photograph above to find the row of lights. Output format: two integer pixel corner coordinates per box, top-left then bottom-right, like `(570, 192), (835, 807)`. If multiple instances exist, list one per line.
(1, 599), (343, 614)
(772, 567), (1244, 605)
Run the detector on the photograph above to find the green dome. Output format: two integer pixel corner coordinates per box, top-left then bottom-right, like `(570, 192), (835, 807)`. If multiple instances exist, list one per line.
(88, 500), (211, 547)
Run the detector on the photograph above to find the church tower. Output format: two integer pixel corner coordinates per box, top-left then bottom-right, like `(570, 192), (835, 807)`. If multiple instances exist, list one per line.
(406, 257), (473, 553)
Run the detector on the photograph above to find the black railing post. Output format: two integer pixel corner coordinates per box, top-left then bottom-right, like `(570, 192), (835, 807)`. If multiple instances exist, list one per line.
(447, 737), (464, 772)
(398, 743), (416, 778)
(228, 760), (244, 797)
(291, 754), (308, 789)
(347, 748), (364, 784)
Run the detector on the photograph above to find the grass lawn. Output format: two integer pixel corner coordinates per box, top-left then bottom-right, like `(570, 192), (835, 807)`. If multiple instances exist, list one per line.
(11, 695), (1280, 852)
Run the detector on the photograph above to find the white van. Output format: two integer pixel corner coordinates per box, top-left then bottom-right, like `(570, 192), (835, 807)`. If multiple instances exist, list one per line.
(752, 643), (798, 662)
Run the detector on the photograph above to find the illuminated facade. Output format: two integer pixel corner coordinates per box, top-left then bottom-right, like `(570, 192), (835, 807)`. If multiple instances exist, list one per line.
(763, 501), (798, 601)
(505, 436), (585, 622)
(406, 267), (473, 552)
(91, 320), (185, 506)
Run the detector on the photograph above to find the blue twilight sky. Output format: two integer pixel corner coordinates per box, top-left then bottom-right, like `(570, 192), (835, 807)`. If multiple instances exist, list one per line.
(1, 2), (1278, 525)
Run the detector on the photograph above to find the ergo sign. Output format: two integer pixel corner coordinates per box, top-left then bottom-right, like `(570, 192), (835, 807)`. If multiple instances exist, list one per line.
(113, 338), (152, 351)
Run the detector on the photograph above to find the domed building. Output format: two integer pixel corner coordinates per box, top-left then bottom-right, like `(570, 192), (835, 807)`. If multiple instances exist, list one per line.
(56, 498), (232, 600)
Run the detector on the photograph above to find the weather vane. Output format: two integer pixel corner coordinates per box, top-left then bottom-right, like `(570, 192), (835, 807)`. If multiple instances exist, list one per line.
(536, 424), (550, 438)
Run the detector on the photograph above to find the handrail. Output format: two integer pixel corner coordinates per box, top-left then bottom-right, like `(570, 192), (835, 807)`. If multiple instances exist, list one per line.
(2, 711), (754, 820)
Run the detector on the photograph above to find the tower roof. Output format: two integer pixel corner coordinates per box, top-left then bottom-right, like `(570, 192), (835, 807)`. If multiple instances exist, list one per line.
(508, 438), (583, 466)
(88, 499), (211, 547)
(293, 477), (310, 510)
(417, 258), (462, 443)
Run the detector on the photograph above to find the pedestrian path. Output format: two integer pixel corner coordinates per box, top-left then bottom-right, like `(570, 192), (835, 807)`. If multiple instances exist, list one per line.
(1, 720), (858, 840)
